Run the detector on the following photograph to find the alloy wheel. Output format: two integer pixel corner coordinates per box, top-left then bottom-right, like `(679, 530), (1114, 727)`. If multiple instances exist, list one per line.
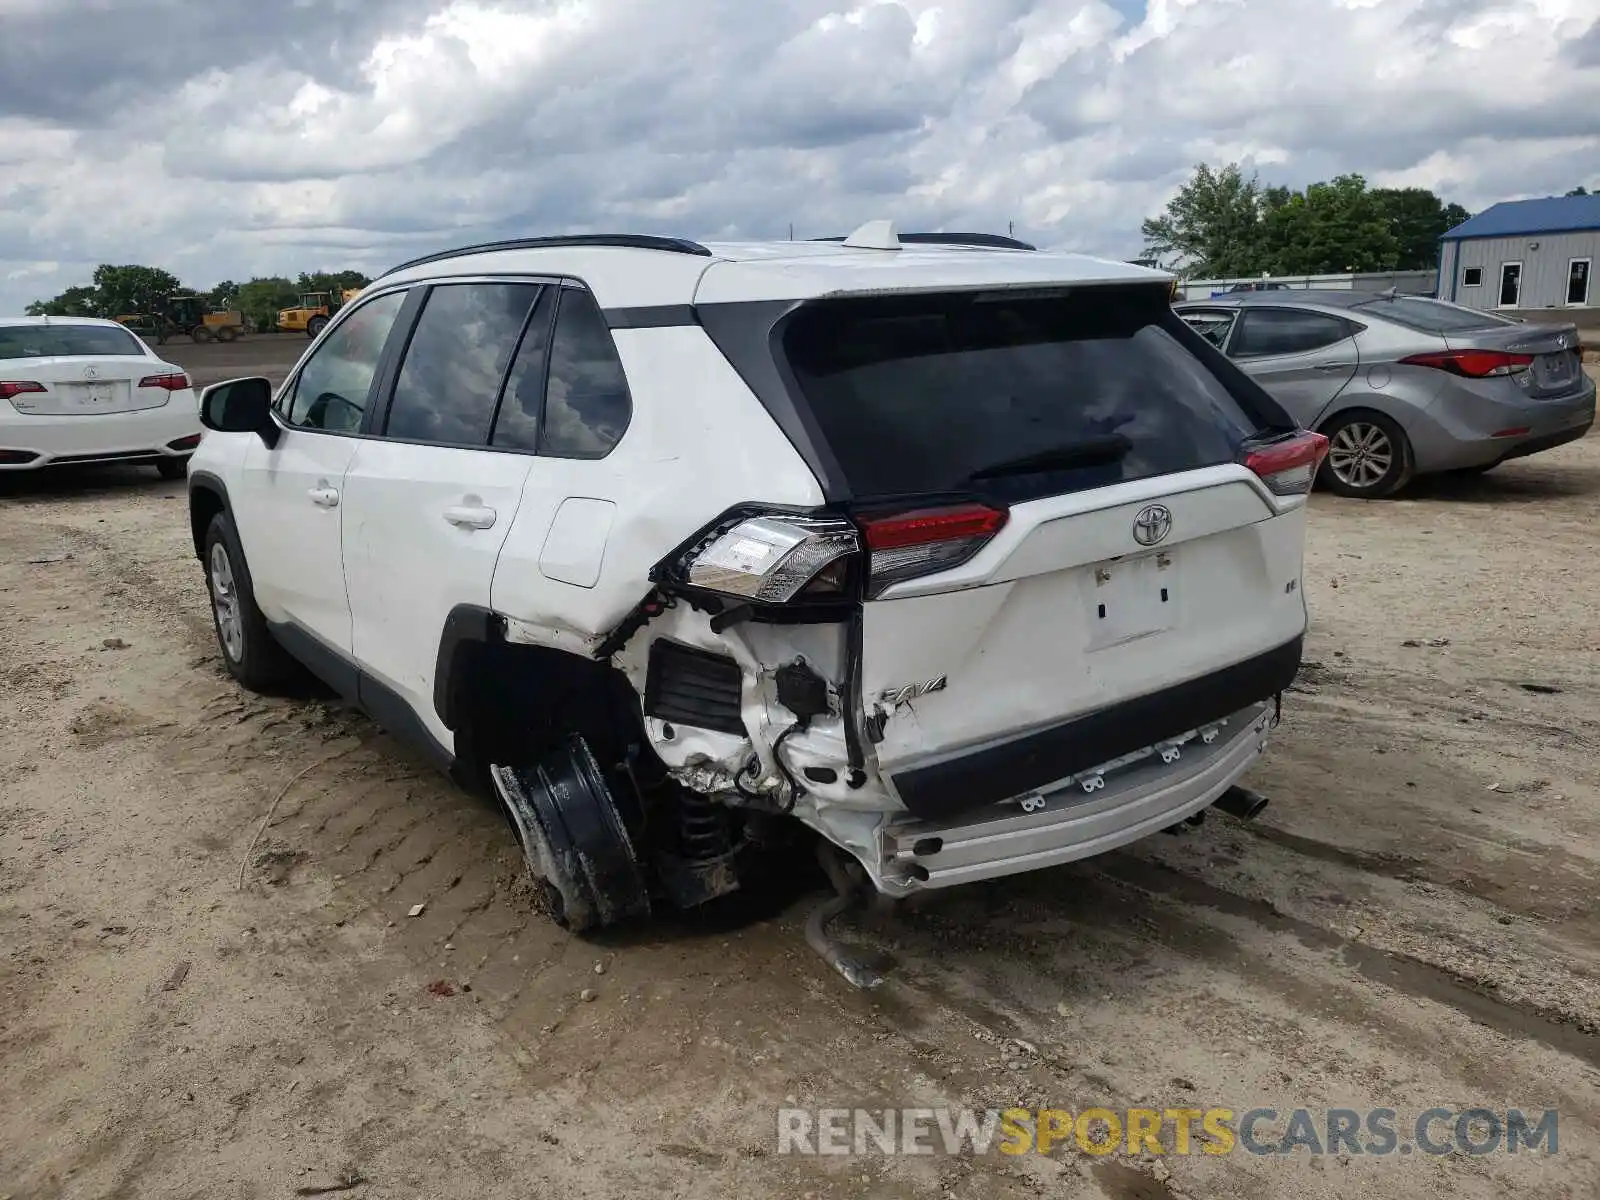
(1327, 422), (1394, 491)
(209, 542), (245, 662)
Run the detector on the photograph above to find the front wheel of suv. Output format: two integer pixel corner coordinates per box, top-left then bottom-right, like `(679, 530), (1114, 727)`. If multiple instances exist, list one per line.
(203, 512), (295, 692)
(1318, 410), (1413, 499)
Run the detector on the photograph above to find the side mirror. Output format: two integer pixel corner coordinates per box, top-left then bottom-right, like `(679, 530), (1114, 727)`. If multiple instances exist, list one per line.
(200, 377), (280, 448)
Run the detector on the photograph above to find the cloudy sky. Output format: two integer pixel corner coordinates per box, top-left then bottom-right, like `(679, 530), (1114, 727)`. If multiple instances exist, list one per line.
(1, 0), (1596, 311)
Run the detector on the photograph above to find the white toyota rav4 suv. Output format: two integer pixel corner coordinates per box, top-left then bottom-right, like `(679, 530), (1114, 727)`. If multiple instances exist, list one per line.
(188, 224), (1324, 943)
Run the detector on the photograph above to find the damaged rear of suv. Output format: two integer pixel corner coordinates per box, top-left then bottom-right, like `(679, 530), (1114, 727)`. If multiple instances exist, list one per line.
(189, 225), (1322, 967)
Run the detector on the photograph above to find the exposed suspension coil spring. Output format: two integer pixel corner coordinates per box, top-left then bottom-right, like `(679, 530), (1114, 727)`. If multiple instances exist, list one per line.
(675, 791), (736, 863)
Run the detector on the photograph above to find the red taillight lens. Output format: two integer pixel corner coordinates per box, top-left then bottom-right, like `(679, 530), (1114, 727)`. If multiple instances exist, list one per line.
(0, 381), (46, 400)
(168, 434), (203, 451)
(1244, 432), (1329, 497)
(859, 503), (1008, 597)
(139, 372), (191, 391)
(1400, 350), (1533, 378)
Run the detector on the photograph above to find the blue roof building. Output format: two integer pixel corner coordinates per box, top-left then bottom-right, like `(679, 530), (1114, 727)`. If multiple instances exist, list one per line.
(1439, 194), (1597, 312)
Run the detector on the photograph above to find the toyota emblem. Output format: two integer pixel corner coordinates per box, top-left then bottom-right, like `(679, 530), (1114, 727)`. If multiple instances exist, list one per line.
(1132, 504), (1173, 547)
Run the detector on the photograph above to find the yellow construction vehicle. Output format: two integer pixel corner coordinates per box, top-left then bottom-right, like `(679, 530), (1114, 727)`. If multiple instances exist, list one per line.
(276, 287), (363, 337)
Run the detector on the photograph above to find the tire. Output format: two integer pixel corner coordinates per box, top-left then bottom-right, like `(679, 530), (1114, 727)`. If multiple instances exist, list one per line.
(191, 326), (213, 344)
(1318, 410), (1413, 499)
(202, 512), (295, 692)
(155, 455), (189, 481)
(216, 325), (240, 343)
(306, 315), (328, 339)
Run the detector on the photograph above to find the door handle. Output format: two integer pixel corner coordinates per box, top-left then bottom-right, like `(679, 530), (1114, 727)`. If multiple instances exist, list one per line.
(443, 504), (497, 530)
(1313, 361), (1356, 371)
(307, 485), (340, 508)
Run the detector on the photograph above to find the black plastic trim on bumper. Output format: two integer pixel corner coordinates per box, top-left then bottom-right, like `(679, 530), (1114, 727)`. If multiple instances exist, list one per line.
(1498, 418), (1592, 463)
(889, 637), (1304, 821)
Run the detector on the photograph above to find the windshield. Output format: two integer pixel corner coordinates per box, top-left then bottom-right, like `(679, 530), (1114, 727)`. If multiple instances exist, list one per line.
(0, 324), (146, 359)
(779, 286), (1276, 503)
(1352, 295), (1517, 334)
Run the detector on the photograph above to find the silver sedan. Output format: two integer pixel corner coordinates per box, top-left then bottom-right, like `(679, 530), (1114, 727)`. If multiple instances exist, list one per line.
(1176, 292), (1595, 498)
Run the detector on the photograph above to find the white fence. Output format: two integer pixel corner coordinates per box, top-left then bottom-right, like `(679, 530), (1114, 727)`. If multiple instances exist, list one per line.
(1175, 270), (1437, 301)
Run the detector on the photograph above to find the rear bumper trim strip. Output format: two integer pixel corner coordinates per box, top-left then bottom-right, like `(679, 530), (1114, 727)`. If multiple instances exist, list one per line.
(888, 636), (1303, 820)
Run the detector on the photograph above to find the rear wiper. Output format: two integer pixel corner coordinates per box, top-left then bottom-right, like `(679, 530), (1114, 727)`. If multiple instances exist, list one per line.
(967, 434), (1133, 481)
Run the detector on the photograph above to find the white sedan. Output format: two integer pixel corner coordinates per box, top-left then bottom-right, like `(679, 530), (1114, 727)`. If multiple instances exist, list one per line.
(0, 316), (202, 478)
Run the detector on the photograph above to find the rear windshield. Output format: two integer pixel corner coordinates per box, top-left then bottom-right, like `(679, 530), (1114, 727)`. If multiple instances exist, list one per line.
(1351, 296), (1516, 334)
(780, 287), (1276, 502)
(0, 324), (146, 359)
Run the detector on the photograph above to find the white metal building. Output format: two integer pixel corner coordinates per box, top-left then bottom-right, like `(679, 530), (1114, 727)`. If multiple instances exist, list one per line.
(1437, 194), (1599, 313)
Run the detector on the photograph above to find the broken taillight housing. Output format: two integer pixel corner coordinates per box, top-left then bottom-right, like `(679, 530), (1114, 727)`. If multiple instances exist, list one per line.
(859, 502), (1008, 598)
(1243, 431), (1329, 497)
(684, 515), (860, 603)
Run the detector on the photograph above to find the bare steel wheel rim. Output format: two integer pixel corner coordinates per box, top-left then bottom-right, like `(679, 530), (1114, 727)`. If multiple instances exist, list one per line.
(1327, 422), (1394, 489)
(209, 543), (245, 662)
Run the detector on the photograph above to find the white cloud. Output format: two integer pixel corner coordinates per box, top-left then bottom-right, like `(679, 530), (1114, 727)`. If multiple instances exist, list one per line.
(0, 0), (1597, 310)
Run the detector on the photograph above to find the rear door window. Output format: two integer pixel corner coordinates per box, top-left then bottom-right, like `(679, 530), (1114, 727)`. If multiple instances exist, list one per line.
(383, 282), (543, 446)
(1231, 309), (1355, 358)
(780, 286), (1273, 503)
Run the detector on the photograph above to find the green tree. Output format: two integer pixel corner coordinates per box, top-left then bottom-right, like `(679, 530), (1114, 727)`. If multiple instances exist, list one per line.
(237, 276), (299, 333)
(24, 285), (101, 317)
(208, 280), (242, 310)
(1261, 175), (1401, 274)
(1140, 163), (1269, 277)
(1369, 187), (1470, 269)
(90, 264), (184, 318)
(295, 269), (370, 296)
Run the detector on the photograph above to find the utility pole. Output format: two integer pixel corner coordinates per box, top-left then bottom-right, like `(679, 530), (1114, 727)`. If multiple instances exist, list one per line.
(789, 222), (794, 241)
(1008, 220), (1015, 238)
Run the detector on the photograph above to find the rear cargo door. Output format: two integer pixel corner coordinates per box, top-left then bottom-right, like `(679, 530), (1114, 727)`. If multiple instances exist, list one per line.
(780, 286), (1311, 784)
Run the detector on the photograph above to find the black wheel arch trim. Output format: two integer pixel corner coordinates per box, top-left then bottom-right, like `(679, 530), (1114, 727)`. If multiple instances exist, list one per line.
(433, 603), (503, 731)
(187, 469), (235, 561)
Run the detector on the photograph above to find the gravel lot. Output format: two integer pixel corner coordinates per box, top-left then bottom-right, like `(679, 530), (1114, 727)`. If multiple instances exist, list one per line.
(2, 338), (1597, 1199)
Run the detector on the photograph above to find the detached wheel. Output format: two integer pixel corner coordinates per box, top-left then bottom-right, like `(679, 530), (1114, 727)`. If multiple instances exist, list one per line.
(203, 512), (295, 692)
(156, 455), (189, 481)
(1318, 411), (1413, 499)
(306, 315), (328, 338)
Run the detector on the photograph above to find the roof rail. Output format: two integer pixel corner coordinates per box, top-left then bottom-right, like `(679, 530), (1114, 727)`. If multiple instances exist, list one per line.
(813, 231), (1038, 251)
(381, 234), (713, 278)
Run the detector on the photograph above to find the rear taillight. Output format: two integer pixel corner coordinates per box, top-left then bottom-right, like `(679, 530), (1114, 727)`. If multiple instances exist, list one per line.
(859, 502), (1007, 597)
(1243, 432), (1329, 497)
(1400, 349), (1533, 378)
(139, 372), (190, 391)
(0, 381), (46, 400)
(683, 515), (859, 604)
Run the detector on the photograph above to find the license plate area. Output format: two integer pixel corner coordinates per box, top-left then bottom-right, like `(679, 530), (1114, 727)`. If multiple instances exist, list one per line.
(1534, 352), (1578, 390)
(1085, 550), (1177, 652)
(64, 382), (123, 411)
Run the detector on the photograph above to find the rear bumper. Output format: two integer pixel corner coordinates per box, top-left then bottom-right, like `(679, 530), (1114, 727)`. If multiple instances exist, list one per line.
(887, 637), (1302, 820)
(1413, 377), (1596, 471)
(0, 395), (201, 470)
(868, 701), (1274, 894)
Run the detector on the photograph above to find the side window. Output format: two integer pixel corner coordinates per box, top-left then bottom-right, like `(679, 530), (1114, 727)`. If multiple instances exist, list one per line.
(1232, 309), (1353, 358)
(489, 289), (557, 454)
(539, 287), (632, 458)
(1179, 310), (1237, 350)
(286, 291), (406, 432)
(384, 283), (543, 446)
(1463, 267), (1483, 287)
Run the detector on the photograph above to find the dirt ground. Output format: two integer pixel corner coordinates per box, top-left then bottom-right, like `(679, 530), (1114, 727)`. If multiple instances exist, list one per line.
(2, 336), (1598, 1199)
